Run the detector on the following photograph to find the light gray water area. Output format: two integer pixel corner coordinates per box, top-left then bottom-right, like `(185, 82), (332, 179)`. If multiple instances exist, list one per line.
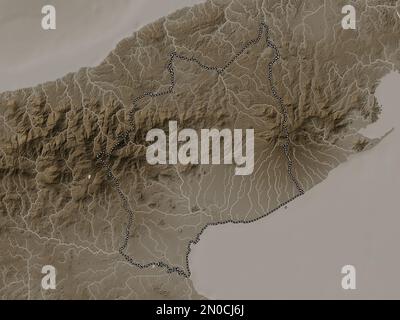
(189, 71), (400, 300)
(0, 0), (205, 92)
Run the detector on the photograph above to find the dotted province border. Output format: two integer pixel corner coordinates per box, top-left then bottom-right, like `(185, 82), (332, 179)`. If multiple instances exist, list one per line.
(96, 21), (305, 278)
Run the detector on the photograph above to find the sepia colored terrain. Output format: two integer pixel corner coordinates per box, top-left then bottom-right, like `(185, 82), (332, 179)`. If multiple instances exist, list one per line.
(0, 0), (399, 299)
